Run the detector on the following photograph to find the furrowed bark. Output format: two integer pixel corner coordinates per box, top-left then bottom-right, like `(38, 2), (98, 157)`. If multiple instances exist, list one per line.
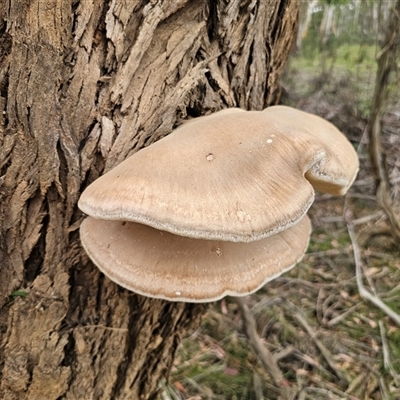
(368, 0), (400, 241)
(0, 1), (298, 398)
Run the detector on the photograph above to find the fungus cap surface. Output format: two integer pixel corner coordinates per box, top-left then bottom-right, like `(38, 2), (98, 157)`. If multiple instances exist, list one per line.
(80, 215), (311, 302)
(79, 106), (358, 242)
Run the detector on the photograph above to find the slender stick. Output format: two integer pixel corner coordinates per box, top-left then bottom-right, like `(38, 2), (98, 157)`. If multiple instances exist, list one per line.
(234, 297), (297, 399)
(347, 223), (400, 326)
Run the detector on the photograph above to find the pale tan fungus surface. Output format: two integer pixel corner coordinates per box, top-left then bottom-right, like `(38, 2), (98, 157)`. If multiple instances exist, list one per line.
(80, 215), (311, 302)
(79, 106), (358, 242)
(266, 106), (359, 195)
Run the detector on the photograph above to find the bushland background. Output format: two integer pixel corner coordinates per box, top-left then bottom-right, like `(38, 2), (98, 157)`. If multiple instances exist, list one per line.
(164, 1), (400, 399)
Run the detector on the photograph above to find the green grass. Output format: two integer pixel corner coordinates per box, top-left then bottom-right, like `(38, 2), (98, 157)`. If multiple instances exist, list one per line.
(10, 290), (28, 298)
(293, 43), (376, 73)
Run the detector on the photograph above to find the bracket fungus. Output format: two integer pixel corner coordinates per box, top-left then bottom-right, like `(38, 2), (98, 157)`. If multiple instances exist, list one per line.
(79, 106), (358, 243)
(80, 215), (311, 302)
(78, 106), (359, 302)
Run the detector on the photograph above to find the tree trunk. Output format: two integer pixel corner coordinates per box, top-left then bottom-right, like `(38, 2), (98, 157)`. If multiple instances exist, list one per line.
(368, 0), (400, 241)
(0, 1), (298, 398)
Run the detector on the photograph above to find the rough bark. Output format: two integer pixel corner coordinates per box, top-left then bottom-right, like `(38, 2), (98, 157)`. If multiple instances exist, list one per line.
(0, 1), (299, 398)
(368, 0), (400, 241)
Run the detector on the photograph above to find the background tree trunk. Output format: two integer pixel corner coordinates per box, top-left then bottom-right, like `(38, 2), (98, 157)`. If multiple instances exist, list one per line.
(0, 1), (298, 398)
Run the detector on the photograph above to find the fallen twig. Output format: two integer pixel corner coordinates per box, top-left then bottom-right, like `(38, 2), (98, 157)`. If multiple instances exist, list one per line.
(347, 223), (400, 326)
(351, 211), (385, 225)
(294, 351), (335, 378)
(379, 320), (400, 385)
(272, 346), (296, 362)
(326, 303), (363, 327)
(283, 299), (349, 383)
(253, 372), (264, 400)
(234, 297), (298, 399)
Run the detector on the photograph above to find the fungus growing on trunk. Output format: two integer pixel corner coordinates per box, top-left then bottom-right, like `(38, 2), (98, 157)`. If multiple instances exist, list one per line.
(78, 106), (359, 302)
(80, 215), (311, 302)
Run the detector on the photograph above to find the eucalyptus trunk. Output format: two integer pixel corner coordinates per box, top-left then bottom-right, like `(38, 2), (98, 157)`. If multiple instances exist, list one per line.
(0, 1), (298, 398)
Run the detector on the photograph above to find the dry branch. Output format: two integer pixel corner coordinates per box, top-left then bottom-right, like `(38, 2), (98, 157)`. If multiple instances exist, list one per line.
(347, 223), (400, 326)
(379, 321), (400, 385)
(234, 297), (298, 399)
(282, 300), (348, 384)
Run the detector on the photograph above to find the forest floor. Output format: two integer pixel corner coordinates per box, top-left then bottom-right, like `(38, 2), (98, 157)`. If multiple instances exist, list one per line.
(163, 48), (400, 400)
